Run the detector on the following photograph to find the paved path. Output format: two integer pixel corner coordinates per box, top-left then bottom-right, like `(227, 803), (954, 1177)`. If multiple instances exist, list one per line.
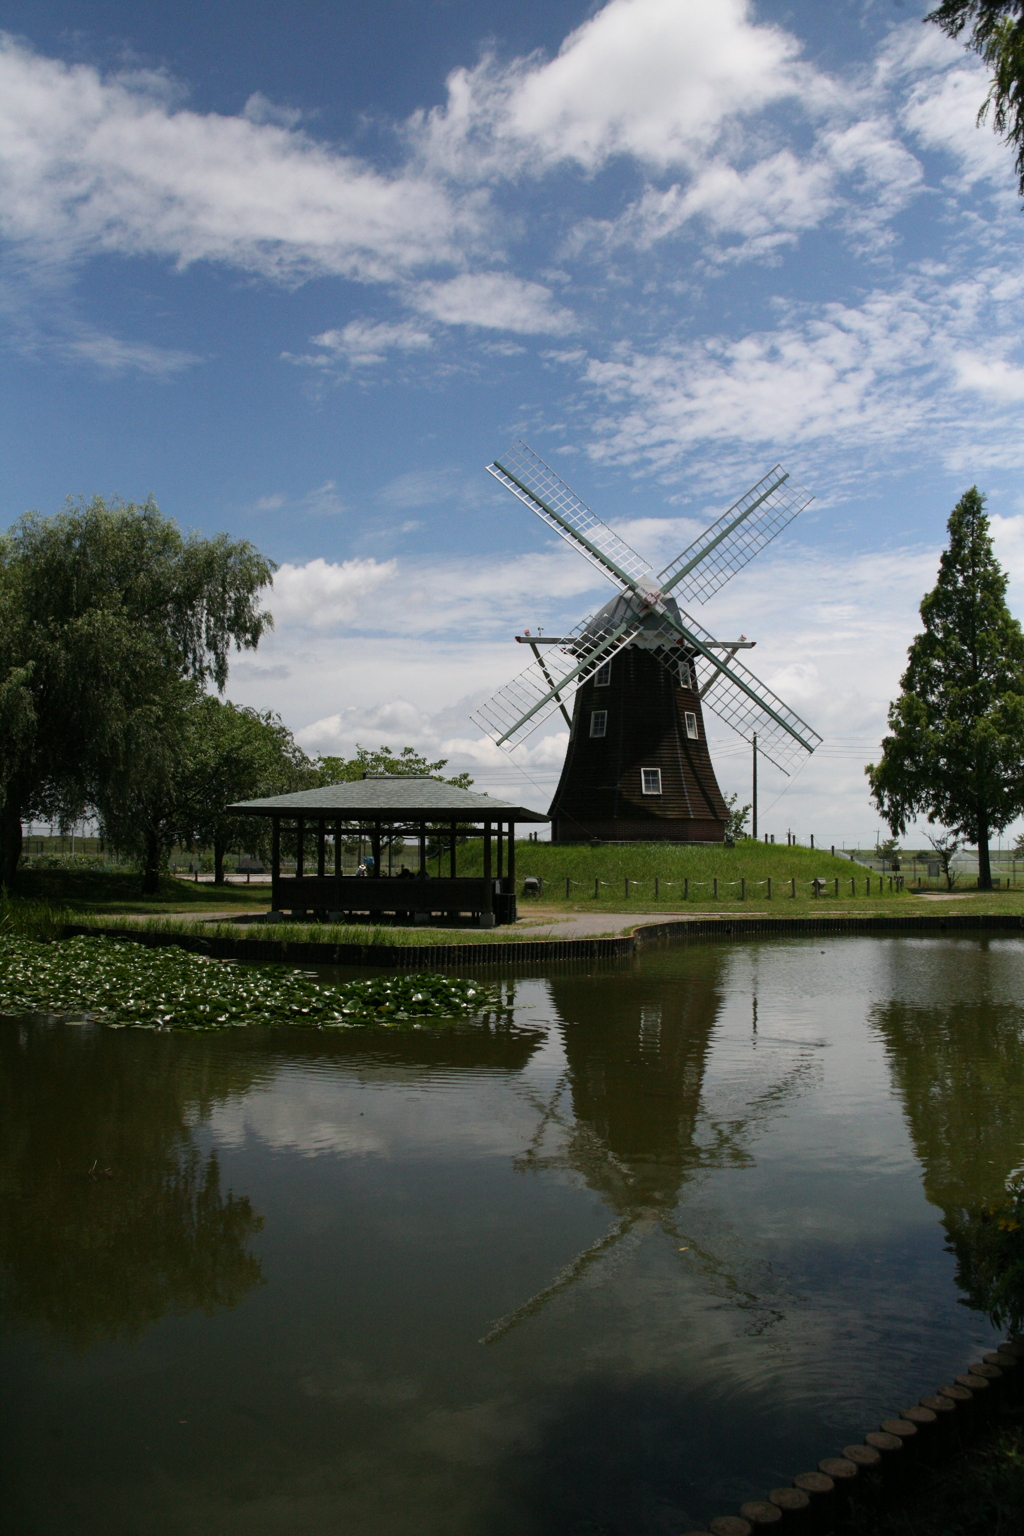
(105, 902), (953, 942)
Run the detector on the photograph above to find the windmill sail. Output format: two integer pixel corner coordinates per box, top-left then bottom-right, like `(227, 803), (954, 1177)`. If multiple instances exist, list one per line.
(658, 466), (814, 606)
(471, 605), (644, 747)
(488, 441), (652, 593)
(689, 648), (819, 774)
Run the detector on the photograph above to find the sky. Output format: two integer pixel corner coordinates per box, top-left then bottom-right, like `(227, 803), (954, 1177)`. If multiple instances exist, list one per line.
(3, 0), (1024, 846)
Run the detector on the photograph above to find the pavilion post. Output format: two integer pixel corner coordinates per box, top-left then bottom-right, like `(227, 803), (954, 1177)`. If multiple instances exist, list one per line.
(296, 817), (304, 878)
(418, 824), (427, 876)
(371, 821), (382, 878)
(334, 819), (342, 879)
(317, 820), (326, 878)
(449, 824), (456, 879)
(508, 823), (516, 887)
(483, 821), (492, 884)
(497, 822), (504, 880)
(271, 816), (281, 910)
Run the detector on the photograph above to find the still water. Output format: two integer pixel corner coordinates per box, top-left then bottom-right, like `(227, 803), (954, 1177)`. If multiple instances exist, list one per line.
(3, 936), (1023, 1534)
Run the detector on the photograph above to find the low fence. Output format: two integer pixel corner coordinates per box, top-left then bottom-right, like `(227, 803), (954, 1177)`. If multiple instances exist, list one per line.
(526, 874), (907, 900)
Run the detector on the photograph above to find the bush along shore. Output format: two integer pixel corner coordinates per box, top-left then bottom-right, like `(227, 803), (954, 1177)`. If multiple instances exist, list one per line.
(0, 932), (499, 1030)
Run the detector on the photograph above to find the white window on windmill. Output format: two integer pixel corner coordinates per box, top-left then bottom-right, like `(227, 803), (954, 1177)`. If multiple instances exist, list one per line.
(684, 711), (699, 740)
(590, 710), (608, 738)
(641, 767), (662, 795)
(593, 659), (611, 687)
(678, 659), (694, 689)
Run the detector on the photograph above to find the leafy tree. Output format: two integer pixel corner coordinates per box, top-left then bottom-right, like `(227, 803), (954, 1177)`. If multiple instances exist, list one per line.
(867, 488), (1024, 889)
(927, 830), (961, 890)
(97, 694), (310, 891)
(0, 497), (274, 887)
(185, 698), (310, 883)
(927, 3), (1024, 193)
(311, 745), (474, 868)
(723, 792), (751, 843)
(876, 835), (902, 871)
(93, 679), (201, 894)
(311, 743), (472, 789)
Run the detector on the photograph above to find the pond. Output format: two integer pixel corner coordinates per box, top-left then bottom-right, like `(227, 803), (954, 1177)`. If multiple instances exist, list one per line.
(2, 935), (1023, 1535)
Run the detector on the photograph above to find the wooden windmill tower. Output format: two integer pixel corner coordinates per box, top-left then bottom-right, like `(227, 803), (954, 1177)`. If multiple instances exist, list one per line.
(472, 443), (821, 843)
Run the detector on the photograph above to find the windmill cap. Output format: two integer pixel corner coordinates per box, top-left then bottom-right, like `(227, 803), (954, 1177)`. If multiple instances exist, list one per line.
(580, 590), (685, 645)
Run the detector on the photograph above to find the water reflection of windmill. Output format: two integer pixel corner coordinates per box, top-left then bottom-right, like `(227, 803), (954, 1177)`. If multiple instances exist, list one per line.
(473, 443), (823, 841)
(483, 962), (816, 1342)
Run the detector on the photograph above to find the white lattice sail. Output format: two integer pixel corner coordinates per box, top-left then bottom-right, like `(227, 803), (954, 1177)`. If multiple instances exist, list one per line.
(488, 441), (652, 591)
(658, 466), (814, 606)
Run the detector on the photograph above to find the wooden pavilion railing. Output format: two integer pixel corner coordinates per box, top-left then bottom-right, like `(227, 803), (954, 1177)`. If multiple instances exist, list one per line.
(272, 874), (506, 920)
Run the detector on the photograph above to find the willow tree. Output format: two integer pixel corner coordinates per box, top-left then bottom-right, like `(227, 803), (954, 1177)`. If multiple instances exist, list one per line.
(0, 496), (274, 887)
(867, 488), (1024, 889)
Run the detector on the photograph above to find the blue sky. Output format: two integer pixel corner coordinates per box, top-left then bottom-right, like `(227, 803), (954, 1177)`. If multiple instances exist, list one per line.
(4, 0), (1024, 845)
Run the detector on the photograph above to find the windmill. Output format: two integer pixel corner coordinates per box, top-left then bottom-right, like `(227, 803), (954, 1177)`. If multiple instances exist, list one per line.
(471, 442), (822, 842)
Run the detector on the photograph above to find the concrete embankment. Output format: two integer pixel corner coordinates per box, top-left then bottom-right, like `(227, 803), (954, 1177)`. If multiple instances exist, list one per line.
(66, 909), (1024, 969)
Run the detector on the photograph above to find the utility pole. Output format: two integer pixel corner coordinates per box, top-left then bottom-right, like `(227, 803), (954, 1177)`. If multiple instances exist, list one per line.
(752, 733), (758, 841)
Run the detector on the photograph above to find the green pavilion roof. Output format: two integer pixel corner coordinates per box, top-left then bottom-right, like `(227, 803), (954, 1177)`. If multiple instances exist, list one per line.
(226, 775), (547, 822)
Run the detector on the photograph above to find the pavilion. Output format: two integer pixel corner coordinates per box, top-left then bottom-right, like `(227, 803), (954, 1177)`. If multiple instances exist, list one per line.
(226, 775), (547, 926)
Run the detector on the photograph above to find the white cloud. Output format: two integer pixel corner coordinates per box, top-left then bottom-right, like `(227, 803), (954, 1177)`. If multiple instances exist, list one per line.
(415, 0), (811, 178)
(990, 514), (1024, 589)
(59, 326), (199, 375)
(0, 33), (474, 283)
(952, 352), (1024, 402)
(241, 91), (303, 130)
(409, 273), (576, 334)
(260, 544), (608, 645)
(289, 318), (435, 368)
(572, 263), (1024, 479)
(269, 556), (397, 629)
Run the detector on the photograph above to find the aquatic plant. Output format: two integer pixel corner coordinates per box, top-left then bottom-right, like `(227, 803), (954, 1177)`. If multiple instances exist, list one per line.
(0, 892), (72, 942)
(0, 933), (496, 1030)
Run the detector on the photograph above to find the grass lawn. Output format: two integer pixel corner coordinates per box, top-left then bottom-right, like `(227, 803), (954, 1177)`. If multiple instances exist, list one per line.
(9, 867), (270, 915)
(8, 840), (1024, 938)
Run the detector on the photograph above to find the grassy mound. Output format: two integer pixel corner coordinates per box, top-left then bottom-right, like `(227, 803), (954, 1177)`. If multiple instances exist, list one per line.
(450, 838), (896, 907)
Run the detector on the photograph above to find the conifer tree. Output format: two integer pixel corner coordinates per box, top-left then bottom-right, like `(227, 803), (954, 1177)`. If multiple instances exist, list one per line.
(867, 487), (1024, 889)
